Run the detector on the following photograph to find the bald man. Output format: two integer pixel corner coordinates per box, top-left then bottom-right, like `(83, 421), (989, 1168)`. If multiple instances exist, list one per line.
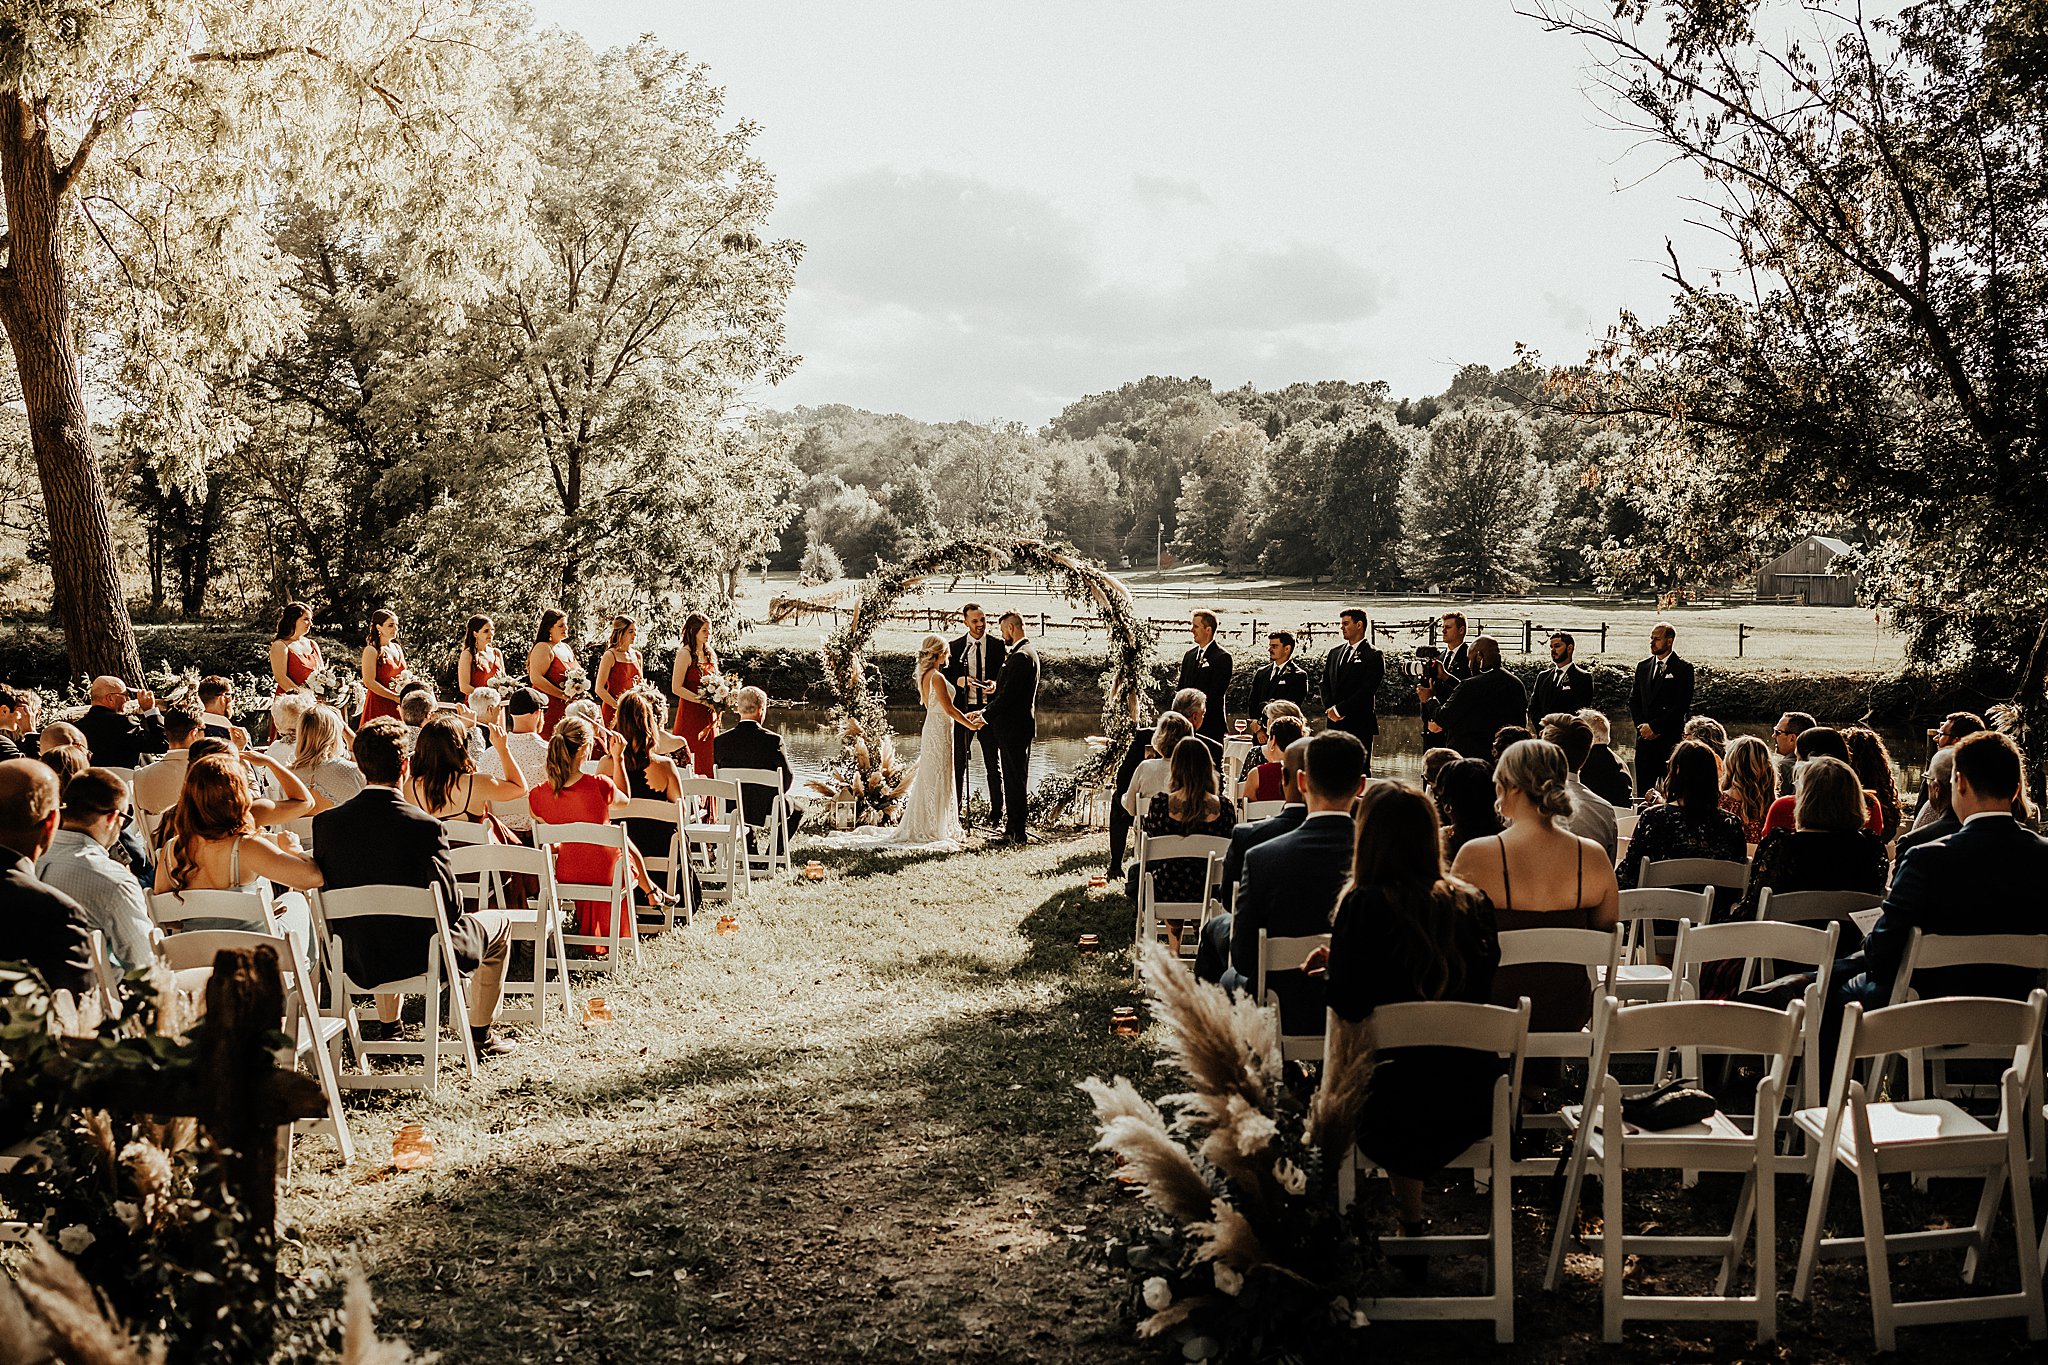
(76, 676), (164, 769)
(0, 758), (92, 994)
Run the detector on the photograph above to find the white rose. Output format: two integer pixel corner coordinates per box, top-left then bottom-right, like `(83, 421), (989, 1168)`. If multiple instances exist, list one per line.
(57, 1224), (94, 1254)
(1273, 1158), (1308, 1196)
(1141, 1276), (1172, 1311)
(1213, 1263), (1243, 1296)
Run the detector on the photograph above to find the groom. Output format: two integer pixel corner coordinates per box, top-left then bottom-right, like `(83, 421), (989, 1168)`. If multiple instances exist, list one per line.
(981, 610), (1039, 844)
(947, 602), (1007, 826)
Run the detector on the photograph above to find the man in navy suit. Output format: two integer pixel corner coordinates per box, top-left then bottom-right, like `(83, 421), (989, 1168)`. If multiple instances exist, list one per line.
(1224, 730), (1367, 1035)
(1197, 736), (1308, 978)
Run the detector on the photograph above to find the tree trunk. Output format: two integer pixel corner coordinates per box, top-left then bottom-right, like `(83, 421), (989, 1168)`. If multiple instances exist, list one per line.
(0, 94), (143, 682)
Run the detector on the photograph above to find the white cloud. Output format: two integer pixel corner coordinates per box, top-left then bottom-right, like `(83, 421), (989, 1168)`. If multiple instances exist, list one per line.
(1131, 172), (1211, 208)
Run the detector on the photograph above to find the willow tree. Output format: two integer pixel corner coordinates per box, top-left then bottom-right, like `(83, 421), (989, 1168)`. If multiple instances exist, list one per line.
(0, 1), (533, 678)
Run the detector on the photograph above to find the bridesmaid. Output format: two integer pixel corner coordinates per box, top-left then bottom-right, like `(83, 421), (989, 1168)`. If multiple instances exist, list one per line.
(269, 602), (323, 696)
(595, 615), (643, 728)
(457, 614), (504, 702)
(669, 612), (718, 777)
(358, 609), (407, 726)
(526, 608), (576, 738)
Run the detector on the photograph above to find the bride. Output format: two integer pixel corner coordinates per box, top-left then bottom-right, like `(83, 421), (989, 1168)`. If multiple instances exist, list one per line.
(824, 635), (984, 851)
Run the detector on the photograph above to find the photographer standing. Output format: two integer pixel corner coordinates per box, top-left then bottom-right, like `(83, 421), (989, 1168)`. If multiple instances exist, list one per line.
(1415, 610), (1473, 736)
(1318, 609), (1384, 771)
(1629, 622), (1695, 796)
(1425, 635), (1527, 761)
(1529, 631), (1594, 727)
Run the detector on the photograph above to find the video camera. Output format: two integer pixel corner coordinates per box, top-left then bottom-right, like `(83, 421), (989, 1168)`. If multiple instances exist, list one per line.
(1394, 644), (1443, 683)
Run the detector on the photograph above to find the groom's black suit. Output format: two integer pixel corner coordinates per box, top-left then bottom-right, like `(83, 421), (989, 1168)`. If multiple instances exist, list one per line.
(982, 636), (1039, 842)
(946, 630), (1008, 824)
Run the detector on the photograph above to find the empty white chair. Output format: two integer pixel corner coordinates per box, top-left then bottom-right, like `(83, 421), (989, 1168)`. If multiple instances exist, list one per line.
(1241, 799), (1286, 821)
(1604, 886), (1711, 1002)
(617, 796), (691, 930)
(1496, 925), (1621, 1172)
(1135, 834), (1230, 968)
(533, 821), (640, 973)
(1547, 996), (1804, 1343)
(680, 777), (747, 905)
(312, 882), (478, 1096)
(448, 841), (571, 1027)
(1792, 991), (2048, 1351)
(1255, 929), (1331, 1063)
(716, 766), (795, 882)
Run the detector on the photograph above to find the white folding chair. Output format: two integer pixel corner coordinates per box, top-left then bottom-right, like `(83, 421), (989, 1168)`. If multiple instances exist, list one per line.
(1255, 930), (1331, 1063)
(85, 929), (121, 1020)
(1350, 999), (1530, 1343)
(1792, 991), (2048, 1352)
(533, 821), (640, 973)
(1756, 888), (1885, 932)
(1135, 834), (1230, 969)
(1495, 924), (1621, 1171)
(148, 885), (275, 934)
(1667, 918), (1840, 1120)
(1546, 996), (1804, 1343)
(1643, 856), (1750, 897)
(1241, 800), (1286, 821)
(448, 841), (571, 1027)
(680, 777), (747, 905)
(1603, 887), (1711, 1003)
(312, 883), (478, 1096)
(617, 796), (692, 930)
(156, 928), (353, 1163)
(716, 766), (795, 882)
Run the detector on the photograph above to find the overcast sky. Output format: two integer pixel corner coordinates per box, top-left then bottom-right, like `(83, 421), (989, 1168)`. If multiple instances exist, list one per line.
(531, 1), (1723, 423)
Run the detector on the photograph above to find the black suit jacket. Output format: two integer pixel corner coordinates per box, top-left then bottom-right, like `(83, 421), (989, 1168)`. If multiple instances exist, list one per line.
(1318, 642), (1384, 737)
(1246, 660), (1311, 725)
(1529, 663), (1594, 725)
(1176, 643), (1232, 739)
(1580, 744), (1635, 807)
(1836, 815), (2048, 1008)
(1221, 803), (1307, 911)
(0, 846), (92, 995)
(313, 787), (465, 990)
(945, 632), (1006, 714)
(1629, 653), (1695, 739)
(712, 721), (795, 828)
(1232, 812), (1353, 1032)
(1894, 814), (1960, 860)
(983, 641), (1039, 737)
(1431, 667), (1529, 760)
(77, 705), (166, 769)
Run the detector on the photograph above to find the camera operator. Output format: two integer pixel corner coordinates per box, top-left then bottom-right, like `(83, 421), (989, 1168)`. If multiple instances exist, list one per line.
(1414, 610), (1472, 735)
(1424, 635), (1527, 761)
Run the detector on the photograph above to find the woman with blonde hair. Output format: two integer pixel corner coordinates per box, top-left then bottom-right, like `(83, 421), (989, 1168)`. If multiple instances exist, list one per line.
(290, 703), (364, 814)
(1120, 711), (1196, 818)
(1719, 734), (1777, 843)
(595, 615), (644, 729)
(525, 717), (670, 941)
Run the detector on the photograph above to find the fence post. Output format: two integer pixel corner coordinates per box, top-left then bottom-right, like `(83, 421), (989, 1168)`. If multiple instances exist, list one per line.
(1598, 623), (1608, 654)
(1522, 619), (1532, 654)
(1738, 622), (1750, 658)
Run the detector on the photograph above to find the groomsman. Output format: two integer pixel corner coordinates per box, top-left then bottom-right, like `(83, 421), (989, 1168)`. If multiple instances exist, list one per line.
(1176, 611), (1232, 741)
(1529, 631), (1594, 726)
(1245, 631), (1310, 739)
(946, 602), (1007, 826)
(1629, 622), (1695, 796)
(1319, 608), (1384, 770)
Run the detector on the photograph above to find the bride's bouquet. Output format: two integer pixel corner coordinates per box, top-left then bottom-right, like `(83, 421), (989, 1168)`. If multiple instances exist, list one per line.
(699, 672), (737, 711)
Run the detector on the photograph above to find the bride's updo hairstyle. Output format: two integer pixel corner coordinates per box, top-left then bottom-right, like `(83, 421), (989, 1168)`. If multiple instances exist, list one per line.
(915, 635), (947, 677)
(1492, 739), (1576, 825)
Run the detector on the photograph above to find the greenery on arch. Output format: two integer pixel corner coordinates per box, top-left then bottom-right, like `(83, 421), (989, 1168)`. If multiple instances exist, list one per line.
(818, 535), (1155, 824)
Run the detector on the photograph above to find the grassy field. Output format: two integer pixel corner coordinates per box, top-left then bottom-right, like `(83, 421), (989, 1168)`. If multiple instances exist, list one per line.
(283, 835), (2041, 1363)
(737, 567), (1907, 675)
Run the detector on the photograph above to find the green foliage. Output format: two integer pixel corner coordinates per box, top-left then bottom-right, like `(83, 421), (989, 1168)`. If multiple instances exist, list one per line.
(1402, 408), (1551, 592)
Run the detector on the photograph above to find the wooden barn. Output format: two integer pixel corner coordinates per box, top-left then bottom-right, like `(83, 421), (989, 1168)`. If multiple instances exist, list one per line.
(1756, 534), (1862, 606)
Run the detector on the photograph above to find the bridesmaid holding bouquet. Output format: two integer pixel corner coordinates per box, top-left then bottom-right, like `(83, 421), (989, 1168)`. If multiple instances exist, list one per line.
(457, 614), (504, 702)
(595, 615), (643, 728)
(669, 612), (719, 777)
(526, 609), (578, 738)
(358, 609), (408, 726)
(269, 602), (323, 696)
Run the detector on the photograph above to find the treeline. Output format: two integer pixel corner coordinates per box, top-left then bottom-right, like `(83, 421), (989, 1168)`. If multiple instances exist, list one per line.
(769, 364), (1790, 595)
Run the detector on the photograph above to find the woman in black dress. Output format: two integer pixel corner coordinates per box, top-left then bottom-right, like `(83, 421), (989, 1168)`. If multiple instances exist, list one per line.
(615, 691), (685, 862)
(1732, 755), (1888, 935)
(1615, 739), (1747, 890)
(1323, 781), (1502, 1241)
(1139, 736), (1237, 903)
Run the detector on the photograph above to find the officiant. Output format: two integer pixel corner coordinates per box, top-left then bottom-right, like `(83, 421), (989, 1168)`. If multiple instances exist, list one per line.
(947, 603), (1007, 826)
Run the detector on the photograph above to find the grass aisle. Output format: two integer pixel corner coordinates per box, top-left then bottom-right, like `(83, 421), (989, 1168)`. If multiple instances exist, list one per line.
(284, 836), (1148, 1363)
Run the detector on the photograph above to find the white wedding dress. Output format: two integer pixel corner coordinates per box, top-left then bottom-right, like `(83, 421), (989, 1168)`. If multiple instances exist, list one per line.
(815, 665), (966, 852)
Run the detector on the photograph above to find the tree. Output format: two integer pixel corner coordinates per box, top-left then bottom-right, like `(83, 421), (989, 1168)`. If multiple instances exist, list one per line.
(929, 422), (1047, 534)
(1040, 437), (1123, 564)
(1259, 409), (1411, 586)
(1172, 422), (1269, 571)
(0, 0), (532, 678)
(1402, 409), (1549, 592)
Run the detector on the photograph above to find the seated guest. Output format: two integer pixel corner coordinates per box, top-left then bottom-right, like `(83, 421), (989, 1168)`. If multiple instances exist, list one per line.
(1239, 716), (1305, 804)
(1169, 686), (1225, 768)
(618, 690), (686, 860)
(527, 717), (670, 940)
(1424, 636), (1527, 761)
(1896, 747), (1958, 856)
(1616, 739), (1747, 890)
(1454, 740), (1620, 1036)
(1683, 715), (1728, 757)
(1538, 712), (1617, 861)
(133, 706), (206, 819)
(1843, 726), (1904, 843)
(1727, 755), (1887, 951)
(289, 704), (365, 814)
(45, 744), (151, 886)
(1575, 708), (1635, 808)
(1908, 711), (1985, 833)
(1421, 746), (1461, 795)
(1107, 690), (1218, 878)
(180, 732), (316, 834)
(152, 755), (321, 950)
(1831, 732), (2048, 1009)
(468, 685), (505, 732)
(0, 684), (38, 760)
(0, 758), (93, 993)
(397, 683), (436, 738)
(1490, 725), (1533, 766)
(1772, 711), (1816, 796)
(77, 677), (164, 768)
(402, 714), (529, 835)
(34, 768), (153, 971)
(1138, 736), (1239, 909)
(266, 692), (313, 765)
(1121, 713), (1195, 819)
(196, 674), (237, 736)
(712, 686), (802, 846)
(478, 687), (550, 834)
(1224, 730), (1365, 1020)
(1759, 727), (1883, 838)
(40, 743), (87, 793)
(38, 720), (87, 758)
(1434, 758), (1503, 859)
(313, 717), (518, 1056)
(1320, 780), (1501, 1250)
(1719, 734), (1777, 844)
(1205, 736), (1309, 933)
(565, 698), (610, 758)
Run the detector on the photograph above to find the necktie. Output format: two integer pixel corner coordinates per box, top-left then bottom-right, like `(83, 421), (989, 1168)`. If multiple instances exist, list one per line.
(971, 640), (981, 682)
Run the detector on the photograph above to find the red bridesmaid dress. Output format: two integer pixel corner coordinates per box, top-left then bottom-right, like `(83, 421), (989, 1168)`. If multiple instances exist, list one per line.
(601, 652), (643, 728)
(541, 645), (572, 738)
(466, 647), (502, 701)
(361, 646), (404, 726)
(277, 639), (320, 696)
(670, 656), (715, 777)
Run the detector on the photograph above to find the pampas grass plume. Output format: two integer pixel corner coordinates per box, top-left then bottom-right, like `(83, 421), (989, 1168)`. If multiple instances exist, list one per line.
(11, 1232), (165, 1365)
(342, 1266), (429, 1365)
(1138, 942), (1276, 1113)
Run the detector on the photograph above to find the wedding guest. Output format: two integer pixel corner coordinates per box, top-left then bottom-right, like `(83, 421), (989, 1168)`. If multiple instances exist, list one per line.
(1117, 713), (1195, 851)
(78, 676), (164, 768)
(527, 609), (577, 739)
(269, 601), (322, 696)
(1138, 736), (1238, 908)
(1772, 711), (1816, 796)
(1843, 726), (1904, 842)
(1629, 623), (1695, 795)
(1529, 631), (1593, 727)
(1490, 725), (1533, 766)
(456, 614), (504, 702)
(266, 693), (313, 765)
(402, 714), (529, 848)
(0, 759), (92, 994)
(398, 685), (437, 736)
(0, 685), (40, 761)
(1896, 747), (1958, 856)
(669, 611), (719, 777)
(595, 615), (644, 729)
(711, 686), (801, 847)
(1211, 735), (1309, 924)
(1538, 712), (1618, 861)
(1732, 756), (1887, 935)
(313, 717), (518, 1057)
(1320, 780), (1501, 1250)
(1683, 715), (1728, 757)
(132, 707), (206, 819)
(358, 609), (408, 727)
(1319, 608), (1384, 768)
(1759, 727), (1884, 838)
(1169, 687), (1225, 768)
(526, 717), (670, 939)
(289, 704), (364, 815)
(1424, 636), (1527, 761)
(1908, 711), (1987, 832)
(38, 721), (87, 759)
(1175, 611), (1232, 741)
(1454, 740), (1620, 1037)
(1420, 746), (1461, 795)
(39, 744), (86, 793)
(1616, 740), (1747, 890)
(564, 699), (612, 764)
(152, 754), (321, 947)
(479, 688), (550, 834)
(197, 675), (237, 737)
(1575, 707), (1636, 807)
(35, 768), (153, 971)
(1245, 631), (1310, 740)
(1435, 758), (1503, 859)
(618, 690), (687, 862)
(467, 686), (505, 749)
(1239, 717), (1304, 804)
(1720, 734), (1777, 844)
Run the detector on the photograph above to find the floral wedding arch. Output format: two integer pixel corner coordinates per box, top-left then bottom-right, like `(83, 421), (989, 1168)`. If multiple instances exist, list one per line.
(815, 535), (1155, 824)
